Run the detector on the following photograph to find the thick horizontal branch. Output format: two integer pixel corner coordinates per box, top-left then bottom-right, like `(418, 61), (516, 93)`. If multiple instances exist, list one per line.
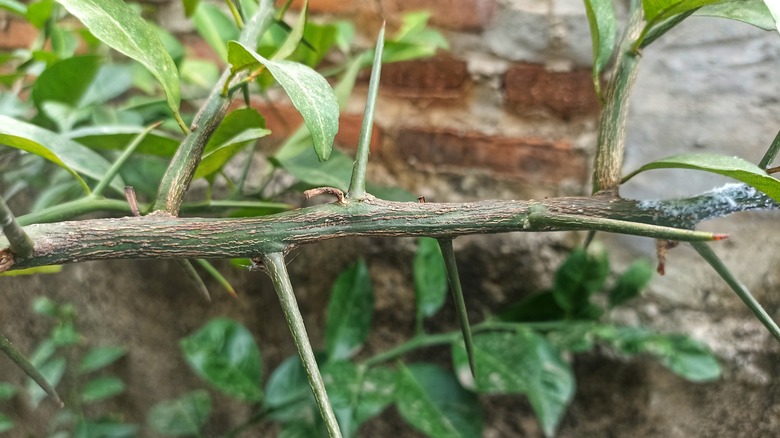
(2, 184), (777, 272)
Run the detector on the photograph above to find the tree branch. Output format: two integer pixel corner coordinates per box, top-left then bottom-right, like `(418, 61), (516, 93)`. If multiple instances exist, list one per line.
(153, 0), (275, 215)
(4, 185), (776, 273)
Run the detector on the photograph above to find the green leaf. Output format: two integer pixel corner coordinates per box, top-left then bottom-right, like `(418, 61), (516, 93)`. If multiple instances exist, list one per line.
(764, 0), (780, 32)
(0, 413), (13, 433)
(264, 355), (314, 421)
(193, 2), (239, 63)
(272, 146), (354, 190)
(147, 390), (212, 436)
(608, 260), (653, 308)
(228, 40), (339, 161)
(0, 265), (63, 277)
(273, 0), (308, 61)
(325, 259), (374, 361)
(78, 346), (127, 374)
(194, 108), (270, 180)
(73, 420), (138, 438)
(452, 330), (574, 438)
(396, 363), (482, 438)
(584, 0), (617, 76)
(31, 55), (101, 117)
(498, 290), (567, 322)
(27, 357), (66, 407)
(0, 382), (17, 400)
(413, 237), (448, 319)
(81, 377), (125, 403)
(0, 115), (127, 194)
(182, 0), (200, 17)
(0, 0), (26, 15)
(642, 0), (719, 23)
(57, 0), (182, 122)
(552, 248), (609, 319)
(322, 362), (398, 436)
(27, 0), (54, 28)
(696, 0), (777, 30)
(622, 153), (780, 202)
(594, 326), (721, 382)
(180, 318), (263, 401)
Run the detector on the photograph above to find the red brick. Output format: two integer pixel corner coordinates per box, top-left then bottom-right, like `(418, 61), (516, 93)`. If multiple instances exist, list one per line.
(246, 100), (383, 153)
(395, 127), (586, 183)
(180, 34), (223, 65)
(504, 63), (599, 120)
(0, 20), (37, 50)
(381, 0), (496, 31)
(375, 54), (469, 99)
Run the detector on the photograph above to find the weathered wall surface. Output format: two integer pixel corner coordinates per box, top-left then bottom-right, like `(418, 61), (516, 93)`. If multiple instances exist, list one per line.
(2, 0), (780, 436)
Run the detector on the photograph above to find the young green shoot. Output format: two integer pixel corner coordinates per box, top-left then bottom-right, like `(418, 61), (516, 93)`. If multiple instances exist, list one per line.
(176, 259), (212, 302)
(0, 194), (34, 258)
(195, 258), (238, 298)
(759, 129), (780, 170)
(347, 23), (385, 201)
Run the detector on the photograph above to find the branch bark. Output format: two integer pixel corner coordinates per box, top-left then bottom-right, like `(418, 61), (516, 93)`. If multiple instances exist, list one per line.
(3, 185), (775, 272)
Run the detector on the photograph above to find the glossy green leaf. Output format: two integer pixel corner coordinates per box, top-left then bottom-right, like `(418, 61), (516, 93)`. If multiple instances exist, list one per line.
(0, 0), (26, 15)
(608, 260), (653, 308)
(147, 390), (212, 436)
(228, 40), (339, 161)
(0, 115), (126, 194)
(0, 382), (17, 400)
(552, 248), (609, 319)
(696, 0), (776, 30)
(264, 355), (313, 421)
(81, 377), (125, 403)
(584, 0), (617, 76)
(78, 346), (127, 374)
(642, 0), (720, 23)
(414, 237), (448, 319)
(622, 153), (780, 202)
(325, 259), (374, 361)
(452, 330), (574, 438)
(0, 413), (12, 433)
(27, 357), (65, 407)
(193, 2), (239, 63)
(194, 108), (269, 180)
(57, 0), (182, 121)
(396, 363), (482, 438)
(180, 318), (263, 401)
(31, 56), (101, 116)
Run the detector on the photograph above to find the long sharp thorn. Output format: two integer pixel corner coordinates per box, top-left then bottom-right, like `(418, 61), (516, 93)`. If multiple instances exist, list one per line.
(0, 334), (63, 407)
(438, 238), (477, 378)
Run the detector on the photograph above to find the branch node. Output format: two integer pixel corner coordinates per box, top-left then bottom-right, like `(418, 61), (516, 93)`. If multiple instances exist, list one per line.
(0, 249), (14, 273)
(304, 187), (347, 205)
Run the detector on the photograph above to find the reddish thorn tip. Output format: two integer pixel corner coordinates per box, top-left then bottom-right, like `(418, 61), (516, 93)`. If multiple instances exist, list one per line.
(712, 234), (729, 241)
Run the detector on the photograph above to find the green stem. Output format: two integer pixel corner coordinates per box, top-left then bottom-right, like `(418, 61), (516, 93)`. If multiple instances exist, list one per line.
(437, 238), (476, 378)
(363, 332), (458, 367)
(0, 334), (63, 407)
(691, 241), (780, 342)
(347, 23), (385, 201)
(92, 122), (161, 197)
(0, 194), (35, 258)
(591, 7), (645, 194)
(153, 0), (275, 215)
(261, 252), (342, 438)
(225, 0), (244, 29)
(759, 129), (780, 170)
